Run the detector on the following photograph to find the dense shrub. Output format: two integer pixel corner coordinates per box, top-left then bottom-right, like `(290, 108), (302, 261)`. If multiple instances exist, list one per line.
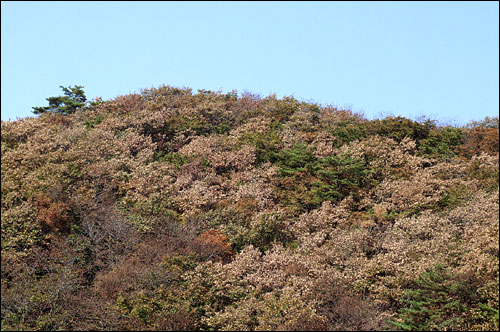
(389, 264), (498, 331)
(418, 126), (465, 158)
(31, 195), (72, 233)
(311, 152), (373, 203)
(274, 143), (374, 212)
(2, 85), (498, 331)
(369, 116), (434, 143)
(461, 125), (499, 157)
(327, 118), (369, 147)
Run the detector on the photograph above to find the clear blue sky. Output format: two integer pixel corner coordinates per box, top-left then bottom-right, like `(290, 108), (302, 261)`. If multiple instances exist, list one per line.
(2, 1), (499, 125)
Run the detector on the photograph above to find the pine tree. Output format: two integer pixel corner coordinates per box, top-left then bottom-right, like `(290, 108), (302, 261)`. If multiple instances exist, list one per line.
(388, 264), (467, 331)
(32, 85), (87, 115)
(277, 143), (316, 177)
(312, 153), (371, 203)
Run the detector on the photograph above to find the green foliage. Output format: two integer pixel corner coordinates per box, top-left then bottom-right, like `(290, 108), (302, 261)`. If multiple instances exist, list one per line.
(327, 119), (369, 146)
(275, 144), (374, 212)
(246, 212), (291, 252)
(418, 127), (465, 158)
(274, 143), (318, 212)
(201, 207), (292, 253)
(266, 95), (301, 123)
(276, 143), (316, 177)
(154, 151), (187, 169)
(388, 264), (469, 331)
(32, 85), (87, 115)
(312, 152), (373, 203)
(435, 185), (469, 211)
(68, 229), (94, 267)
(479, 304), (499, 330)
(201, 208), (249, 252)
(83, 115), (105, 129)
(239, 130), (282, 165)
(369, 116), (434, 143)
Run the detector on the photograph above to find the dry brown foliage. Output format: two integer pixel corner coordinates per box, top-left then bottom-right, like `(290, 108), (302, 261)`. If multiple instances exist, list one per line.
(2, 87), (498, 331)
(31, 195), (71, 233)
(461, 126), (499, 157)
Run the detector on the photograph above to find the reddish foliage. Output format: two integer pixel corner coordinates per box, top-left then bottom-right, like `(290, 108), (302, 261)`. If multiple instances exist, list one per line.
(197, 229), (234, 263)
(461, 126), (499, 157)
(31, 195), (71, 233)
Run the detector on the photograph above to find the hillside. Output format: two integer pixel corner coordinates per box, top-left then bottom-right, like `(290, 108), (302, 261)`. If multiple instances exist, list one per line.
(1, 85), (499, 331)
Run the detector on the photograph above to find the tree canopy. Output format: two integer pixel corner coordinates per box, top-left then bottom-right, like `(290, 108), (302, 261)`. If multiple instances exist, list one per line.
(2, 85), (498, 331)
(32, 85), (87, 115)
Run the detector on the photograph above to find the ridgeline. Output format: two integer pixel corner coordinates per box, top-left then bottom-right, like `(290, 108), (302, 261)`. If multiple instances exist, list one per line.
(2, 85), (499, 331)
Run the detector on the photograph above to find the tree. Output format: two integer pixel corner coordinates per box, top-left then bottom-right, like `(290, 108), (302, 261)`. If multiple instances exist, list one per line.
(32, 85), (87, 115)
(388, 264), (468, 331)
(312, 153), (372, 204)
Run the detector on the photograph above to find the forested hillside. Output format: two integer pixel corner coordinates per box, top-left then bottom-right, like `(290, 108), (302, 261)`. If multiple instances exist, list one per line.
(2, 85), (499, 331)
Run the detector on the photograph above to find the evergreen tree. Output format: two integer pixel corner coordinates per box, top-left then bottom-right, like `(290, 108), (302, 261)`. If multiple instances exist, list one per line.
(32, 85), (87, 115)
(312, 153), (372, 203)
(277, 143), (316, 177)
(388, 264), (468, 331)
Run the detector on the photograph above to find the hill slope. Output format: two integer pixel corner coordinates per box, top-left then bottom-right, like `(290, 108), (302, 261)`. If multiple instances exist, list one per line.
(2, 86), (499, 331)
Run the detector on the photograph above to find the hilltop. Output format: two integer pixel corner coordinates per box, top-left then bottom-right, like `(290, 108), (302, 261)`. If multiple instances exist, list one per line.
(1, 85), (499, 331)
